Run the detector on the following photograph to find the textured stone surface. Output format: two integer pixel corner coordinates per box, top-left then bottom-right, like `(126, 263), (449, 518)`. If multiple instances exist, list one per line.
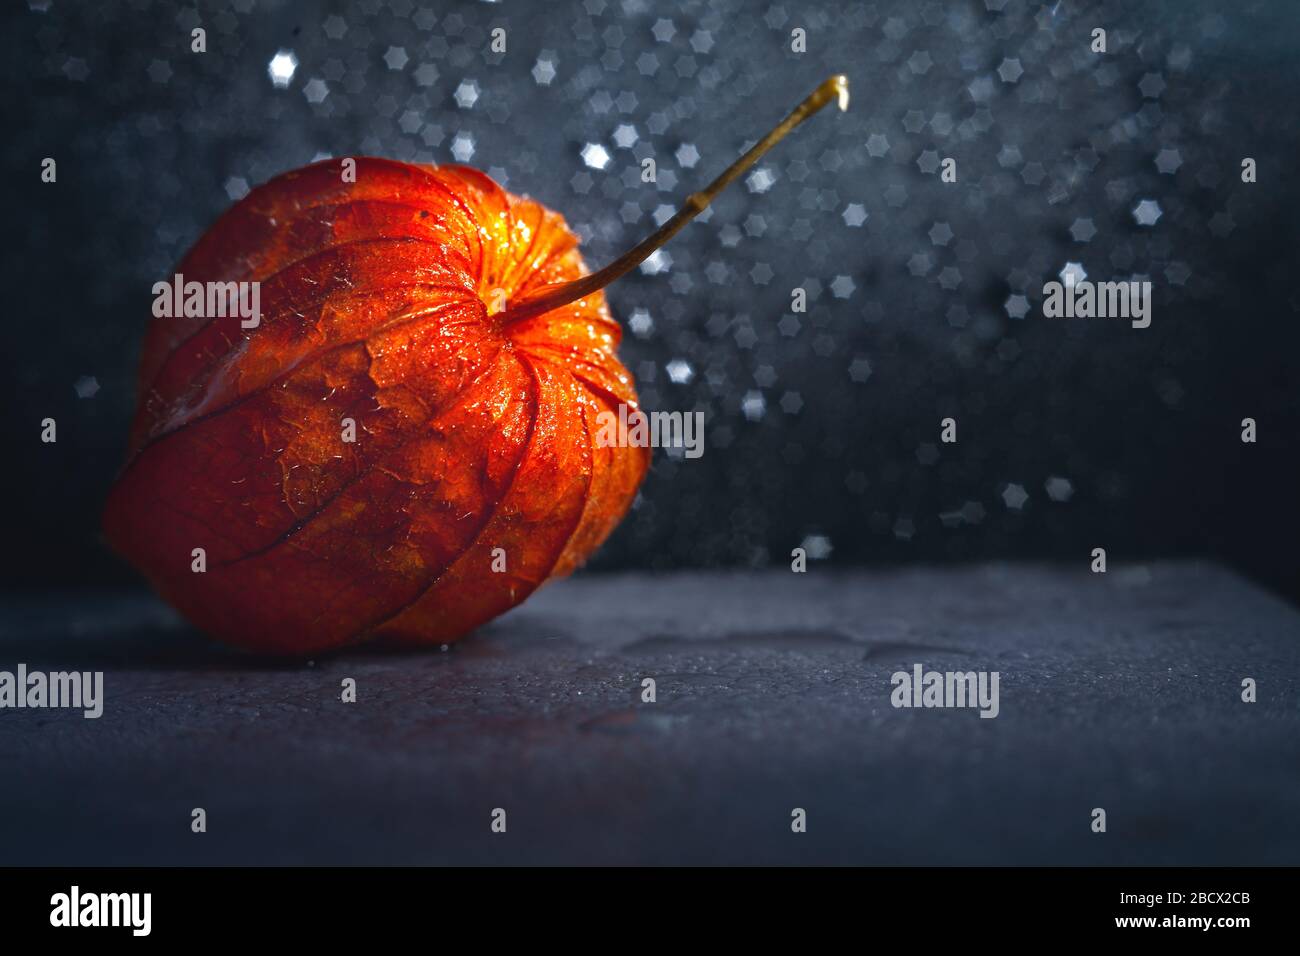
(1, 563), (1297, 865)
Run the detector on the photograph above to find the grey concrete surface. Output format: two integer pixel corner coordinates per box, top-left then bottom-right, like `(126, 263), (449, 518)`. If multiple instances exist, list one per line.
(1, 562), (1297, 865)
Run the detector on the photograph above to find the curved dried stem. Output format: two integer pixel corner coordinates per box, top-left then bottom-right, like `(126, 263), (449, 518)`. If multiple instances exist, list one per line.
(500, 74), (849, 326)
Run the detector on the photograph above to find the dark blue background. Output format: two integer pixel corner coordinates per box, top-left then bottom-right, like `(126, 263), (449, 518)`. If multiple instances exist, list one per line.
(4, 0), (1298, 599)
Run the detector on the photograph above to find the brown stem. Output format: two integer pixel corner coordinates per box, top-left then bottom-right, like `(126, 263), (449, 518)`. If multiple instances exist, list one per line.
(499, 74), (849, 326)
